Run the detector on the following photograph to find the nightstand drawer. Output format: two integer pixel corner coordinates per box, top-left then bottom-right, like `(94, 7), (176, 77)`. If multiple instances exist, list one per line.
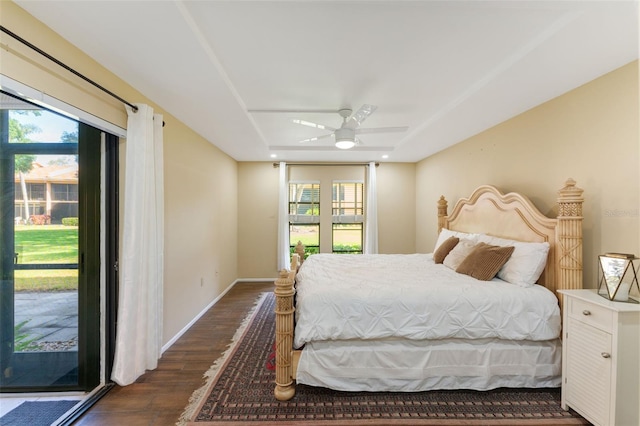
(568, 297), (613, 333)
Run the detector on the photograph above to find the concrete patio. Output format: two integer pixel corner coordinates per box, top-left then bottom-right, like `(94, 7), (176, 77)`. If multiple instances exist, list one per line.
(14, 291), (78, 351)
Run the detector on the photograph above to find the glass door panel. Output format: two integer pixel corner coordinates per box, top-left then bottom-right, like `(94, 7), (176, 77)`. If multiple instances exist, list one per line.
(1, 95), (84, 390)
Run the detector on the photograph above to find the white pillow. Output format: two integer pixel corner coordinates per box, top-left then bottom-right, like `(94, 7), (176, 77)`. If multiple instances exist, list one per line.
(442, 239), (478, 270)
(434, 228), (479, 252)
(477, 235), (550, 287)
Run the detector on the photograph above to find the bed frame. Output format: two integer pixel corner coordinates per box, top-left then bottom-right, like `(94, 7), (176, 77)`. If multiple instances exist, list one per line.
(273, 178), (584, 401)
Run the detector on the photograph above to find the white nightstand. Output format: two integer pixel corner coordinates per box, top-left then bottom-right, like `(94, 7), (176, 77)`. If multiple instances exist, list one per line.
(558, 289), (640, 426)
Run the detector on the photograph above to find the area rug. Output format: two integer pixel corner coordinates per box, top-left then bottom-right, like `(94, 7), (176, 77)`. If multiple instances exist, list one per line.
(178, 293), (588, 425)
(0, 400), (79, 426)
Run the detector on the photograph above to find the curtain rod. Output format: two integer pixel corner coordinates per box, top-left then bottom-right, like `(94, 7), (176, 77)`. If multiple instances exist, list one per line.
(273, 162), (379, 168)
(1, 25), (138, 112)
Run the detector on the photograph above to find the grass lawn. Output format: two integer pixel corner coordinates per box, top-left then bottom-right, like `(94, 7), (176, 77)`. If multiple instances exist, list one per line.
(14, 225), (78, 292)
(15, 270), (78, 292)
(15, 225), (78, 263)
(290, 227), (362, 254)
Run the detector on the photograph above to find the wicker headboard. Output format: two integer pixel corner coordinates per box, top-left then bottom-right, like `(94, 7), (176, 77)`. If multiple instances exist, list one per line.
(436, 179), (584, 303)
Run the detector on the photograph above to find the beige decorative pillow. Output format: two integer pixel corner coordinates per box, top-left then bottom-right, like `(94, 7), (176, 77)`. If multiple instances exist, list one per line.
(456, 242), (515, 281)
(442, 239), (478, 270)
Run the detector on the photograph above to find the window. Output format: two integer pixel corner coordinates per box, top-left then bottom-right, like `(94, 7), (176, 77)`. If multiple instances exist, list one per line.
(52, 184), (78, 202)
(332, 182), (363, 216)
(332, 182), (363, 254)
(15, 183), (45, 201)
(289, 182), (320, 255)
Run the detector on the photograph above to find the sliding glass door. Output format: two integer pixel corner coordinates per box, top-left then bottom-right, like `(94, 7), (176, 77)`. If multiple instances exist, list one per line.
(0, 91), (114, 392)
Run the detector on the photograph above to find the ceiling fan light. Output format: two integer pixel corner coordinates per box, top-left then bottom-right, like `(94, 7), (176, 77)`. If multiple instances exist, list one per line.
(335, 139), (356, 149)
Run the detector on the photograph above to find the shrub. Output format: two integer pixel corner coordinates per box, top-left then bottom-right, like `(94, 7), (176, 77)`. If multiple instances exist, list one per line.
(62, 217), (79, 226)
(332, 243), (362, 254)
(14, 320), (41, 352)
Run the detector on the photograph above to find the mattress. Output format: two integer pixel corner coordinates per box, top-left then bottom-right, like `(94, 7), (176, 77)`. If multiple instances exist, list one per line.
(294, 253), (561, 348)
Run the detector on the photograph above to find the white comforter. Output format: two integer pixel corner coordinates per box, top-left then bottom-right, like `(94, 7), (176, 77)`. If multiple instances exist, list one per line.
(294, 253), (561, 348)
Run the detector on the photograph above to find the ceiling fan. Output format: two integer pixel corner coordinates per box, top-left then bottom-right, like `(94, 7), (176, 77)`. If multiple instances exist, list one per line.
(292, 105), (408, 149)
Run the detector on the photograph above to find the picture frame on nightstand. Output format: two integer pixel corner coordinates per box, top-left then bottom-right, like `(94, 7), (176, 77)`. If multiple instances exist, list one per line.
(597, 254), (639, 303)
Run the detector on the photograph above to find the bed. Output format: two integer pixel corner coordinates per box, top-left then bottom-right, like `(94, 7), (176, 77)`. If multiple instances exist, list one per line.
(273, 179), (584, 401)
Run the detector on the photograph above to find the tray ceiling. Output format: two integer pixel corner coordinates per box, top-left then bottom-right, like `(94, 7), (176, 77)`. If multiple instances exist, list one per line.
(13, 0), (639, 162)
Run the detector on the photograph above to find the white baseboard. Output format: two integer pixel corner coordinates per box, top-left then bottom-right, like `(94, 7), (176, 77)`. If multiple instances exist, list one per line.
(161, 278), (275, 353)
(161, 279), (237, 353)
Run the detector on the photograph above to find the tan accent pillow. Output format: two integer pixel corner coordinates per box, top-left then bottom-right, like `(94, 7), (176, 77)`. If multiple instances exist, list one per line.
(442, 239), (478, 270)
(456, 242), (515, 281)
(433, 236), (459, 264)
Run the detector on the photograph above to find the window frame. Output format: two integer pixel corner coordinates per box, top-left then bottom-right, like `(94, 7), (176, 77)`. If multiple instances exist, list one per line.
(331, 180), (364, 254)
(288, 181), (321, 254)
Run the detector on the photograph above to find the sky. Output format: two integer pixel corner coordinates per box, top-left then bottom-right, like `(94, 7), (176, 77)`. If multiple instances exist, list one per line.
(11, 108), (77, 142)
(11, 108), (78, 165)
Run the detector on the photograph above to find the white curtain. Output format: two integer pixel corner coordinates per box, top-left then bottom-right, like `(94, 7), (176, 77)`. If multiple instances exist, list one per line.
(364, 162), (378, 254)
(277, 162), (290, 270)
(111, 104), (164, 386)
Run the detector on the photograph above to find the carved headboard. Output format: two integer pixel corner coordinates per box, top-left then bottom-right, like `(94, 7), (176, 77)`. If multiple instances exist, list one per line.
(436, 179), (584, 303)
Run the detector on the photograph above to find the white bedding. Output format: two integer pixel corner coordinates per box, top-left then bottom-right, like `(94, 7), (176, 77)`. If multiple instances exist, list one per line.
(296, 338), (562, 391)
(294, 253), (561, 348)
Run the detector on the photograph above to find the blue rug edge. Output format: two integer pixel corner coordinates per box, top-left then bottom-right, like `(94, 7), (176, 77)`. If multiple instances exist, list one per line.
(0, 400), (79, 426)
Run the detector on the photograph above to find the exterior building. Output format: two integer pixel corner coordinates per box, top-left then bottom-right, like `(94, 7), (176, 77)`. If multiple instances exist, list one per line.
(15, 162), (78, 224)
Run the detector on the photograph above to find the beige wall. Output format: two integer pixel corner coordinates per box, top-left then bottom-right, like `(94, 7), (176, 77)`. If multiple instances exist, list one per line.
(237, 162), (417, 278)
(1, 2), (239, 345)
(162, 127), (238, 341)
(237, 162), (280, 278)
(416, 61), (640, 290)
(376, 163), (416, 254)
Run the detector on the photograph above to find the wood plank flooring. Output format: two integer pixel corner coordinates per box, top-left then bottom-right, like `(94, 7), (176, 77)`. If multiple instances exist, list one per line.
(73, 282), (274, 426)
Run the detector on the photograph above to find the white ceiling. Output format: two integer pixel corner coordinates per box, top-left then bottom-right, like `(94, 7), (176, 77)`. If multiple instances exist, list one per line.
(14, 0), (639, 163)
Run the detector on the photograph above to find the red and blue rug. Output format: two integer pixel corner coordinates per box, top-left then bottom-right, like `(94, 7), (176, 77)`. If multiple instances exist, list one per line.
(179, 293), (588, 425)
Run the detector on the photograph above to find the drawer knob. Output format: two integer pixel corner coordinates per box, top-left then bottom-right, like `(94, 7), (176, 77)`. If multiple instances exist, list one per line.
(582, 310), (591, 316)
(601, 352), (611, 359)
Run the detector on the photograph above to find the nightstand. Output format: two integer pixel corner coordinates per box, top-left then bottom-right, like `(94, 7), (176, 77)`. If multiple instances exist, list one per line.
(558, 289), (640, 426)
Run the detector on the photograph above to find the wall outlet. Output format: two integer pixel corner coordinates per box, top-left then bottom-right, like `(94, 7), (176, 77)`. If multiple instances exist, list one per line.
(200, 277), (204, 287)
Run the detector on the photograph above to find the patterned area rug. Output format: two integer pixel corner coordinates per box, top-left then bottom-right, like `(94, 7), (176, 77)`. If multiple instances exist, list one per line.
(179, 293), (588, 425)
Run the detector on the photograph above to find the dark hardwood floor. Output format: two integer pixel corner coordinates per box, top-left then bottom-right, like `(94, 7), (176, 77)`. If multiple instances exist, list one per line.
(74, 282), (274, 426)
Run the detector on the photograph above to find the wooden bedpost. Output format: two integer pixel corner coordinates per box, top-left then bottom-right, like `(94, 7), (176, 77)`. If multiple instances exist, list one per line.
(274, 259), (297, 401)
(295, 241), (305, 265)
(556, 178), (584, 303)
(437, 195), (448, 234)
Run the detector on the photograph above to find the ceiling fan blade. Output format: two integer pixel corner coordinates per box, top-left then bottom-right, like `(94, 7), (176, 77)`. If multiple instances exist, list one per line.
(298, 134), (333, 143)
(345, 104), (377, 129)
(248, 109), (340, 114)
(291, 118), (336, 131)
(356, 126), (409, 135)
